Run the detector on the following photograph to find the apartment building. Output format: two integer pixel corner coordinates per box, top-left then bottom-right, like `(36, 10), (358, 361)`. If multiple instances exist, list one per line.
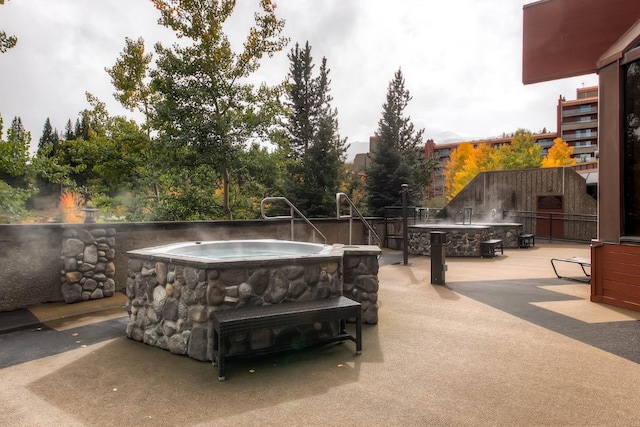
(557, 86), (599, 163)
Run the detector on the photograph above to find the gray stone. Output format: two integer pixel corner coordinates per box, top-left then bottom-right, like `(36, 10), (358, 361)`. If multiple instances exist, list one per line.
(83, 278), (98, 292)
(187, 324), (209, 361)
(78, 263), (94, 272)
(220, 268), (247, 286)
(162, 298), (179, 321)
(81, 291), (91, 301)
(355, 275), (379, 293)
(62, 239), (84, 257)
(163, 320), (177, 337)
(167, 271), (175, 284)
(153, 285), (167, 304)
(207, 282), (225, 306)
(103, 279), (115, 297)
(90, 288), (103, 299)
(188, 305), (207, 323)
(105, 248), (116, 260)
(248, 268), (270, 295)
(94, 262), (106, 273)
(282, 265), (305, 280)
(90, 228), (107, 238)
(183, 266), (198, 289)
(63, 257), (78, 271)
(168, 333), (187, 355)
(83, 245), (99, 264)
(76, 229), (95, 243)
(264, 270), (288, 304)
(61, 282), (82, 303)
(287, 279), (308, 299)
(238, 282), (252, 299)
(93, 273), (107, 282)
(363, 304), (378, 324)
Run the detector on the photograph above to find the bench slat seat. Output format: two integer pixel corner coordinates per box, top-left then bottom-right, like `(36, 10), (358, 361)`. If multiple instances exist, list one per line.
(211, 296), (362, 380)
(550, 257), (591, 282)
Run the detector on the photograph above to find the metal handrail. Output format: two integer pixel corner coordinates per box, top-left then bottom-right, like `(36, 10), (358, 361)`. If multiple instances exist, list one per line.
(336, 192), (381, 246)
(260, 197), (327, 244)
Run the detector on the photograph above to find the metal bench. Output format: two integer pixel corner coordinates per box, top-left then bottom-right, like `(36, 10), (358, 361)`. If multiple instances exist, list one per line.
(480, 239), (503, 257)
(518, 233), (535, 248)
(550, 257), (591, 283)
(211, 296), (362, 381)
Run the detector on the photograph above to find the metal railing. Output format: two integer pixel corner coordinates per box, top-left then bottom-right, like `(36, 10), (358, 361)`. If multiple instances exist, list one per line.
(260, 197), (327, 244)
(336, 193), (381, 246)
(503, 210), (597, 242)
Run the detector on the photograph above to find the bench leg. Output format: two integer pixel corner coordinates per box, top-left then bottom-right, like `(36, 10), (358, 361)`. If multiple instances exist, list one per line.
(355, 312), (362, 355)
(212, 329), (226, 381)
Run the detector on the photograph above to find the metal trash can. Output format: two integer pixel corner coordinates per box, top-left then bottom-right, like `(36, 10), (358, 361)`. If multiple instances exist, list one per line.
(430, 231), (447, 285)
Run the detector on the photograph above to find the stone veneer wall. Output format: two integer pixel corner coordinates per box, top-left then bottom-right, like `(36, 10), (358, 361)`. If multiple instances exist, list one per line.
(61, 228), (117, 303)
(125, 245), (379, 362)
(408, 224), (523, 257)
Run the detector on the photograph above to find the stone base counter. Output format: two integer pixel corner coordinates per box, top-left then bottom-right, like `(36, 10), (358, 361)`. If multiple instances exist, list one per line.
(408, 223), (523, 257)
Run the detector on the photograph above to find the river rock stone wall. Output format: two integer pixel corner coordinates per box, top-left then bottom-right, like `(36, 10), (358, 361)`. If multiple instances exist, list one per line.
(408, 224), (523, 257)
(125, 244), (380, 362)
(61, 228), (116, 303)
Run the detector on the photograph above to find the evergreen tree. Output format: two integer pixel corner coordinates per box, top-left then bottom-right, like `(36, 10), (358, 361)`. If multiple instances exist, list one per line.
(0, 116), (32, 187)
(366, 69), (424, 216)
(284, 42), (346, 217)
(37, 118), (59, 158)
(64, 119), (75, 140)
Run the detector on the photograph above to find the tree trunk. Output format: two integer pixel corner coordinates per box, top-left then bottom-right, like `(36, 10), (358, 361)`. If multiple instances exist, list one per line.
(223, 168), (232, 220)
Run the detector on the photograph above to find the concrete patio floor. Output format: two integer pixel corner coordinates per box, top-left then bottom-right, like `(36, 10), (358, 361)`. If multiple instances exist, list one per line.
(2, 242), (640, 426)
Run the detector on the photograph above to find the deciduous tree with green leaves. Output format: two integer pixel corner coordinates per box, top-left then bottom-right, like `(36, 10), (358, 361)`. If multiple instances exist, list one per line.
(150, 0), (288, 220)
(0, 0), (17, 54)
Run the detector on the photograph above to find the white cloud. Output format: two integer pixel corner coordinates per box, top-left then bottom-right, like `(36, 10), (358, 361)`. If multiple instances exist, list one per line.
(0, 0), (597, 156)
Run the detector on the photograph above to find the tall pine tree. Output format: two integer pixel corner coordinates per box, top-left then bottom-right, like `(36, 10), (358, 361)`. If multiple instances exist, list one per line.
(366, 68), (424, 216)
(37, 118), (59, 158)
(284, 42), (346, 217)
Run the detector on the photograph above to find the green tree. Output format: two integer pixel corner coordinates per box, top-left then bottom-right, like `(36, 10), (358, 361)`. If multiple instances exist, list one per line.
(366, 68), (425, 216)
(0, 117), (31, 183)
(37, 118), (59, 158)
(0, 0), (17, 53)
(0, 115), (35, 222)
(284, 42), (347, 217)
(150, 0), (288, 220)
(494, 128), (542, 170)
(106, 37), (157, 137)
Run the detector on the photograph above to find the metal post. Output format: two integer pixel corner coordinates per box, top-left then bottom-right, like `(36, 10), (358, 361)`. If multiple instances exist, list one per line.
(402, 184), (409, 265)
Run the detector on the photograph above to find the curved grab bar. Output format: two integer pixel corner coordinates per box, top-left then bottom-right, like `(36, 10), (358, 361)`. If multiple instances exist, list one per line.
(260, 197), (327, 244)
(336, 192), (381, 246)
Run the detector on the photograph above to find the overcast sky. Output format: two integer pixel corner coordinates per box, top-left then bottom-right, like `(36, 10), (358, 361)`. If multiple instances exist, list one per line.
(0, 0), (598, 159)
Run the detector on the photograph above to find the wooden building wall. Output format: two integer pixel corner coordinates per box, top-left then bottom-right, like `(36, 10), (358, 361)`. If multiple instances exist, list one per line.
(442, 167), (597, 240)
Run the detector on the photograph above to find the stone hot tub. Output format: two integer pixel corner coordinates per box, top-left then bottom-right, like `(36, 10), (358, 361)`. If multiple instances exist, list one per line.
(408, 222), (523, 257)
(125, 240), (380, 362)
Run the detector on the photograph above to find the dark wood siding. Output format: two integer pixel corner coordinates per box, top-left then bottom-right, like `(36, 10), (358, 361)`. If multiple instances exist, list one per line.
(592, 243), (640, 310)
(443, 167), (597, 240)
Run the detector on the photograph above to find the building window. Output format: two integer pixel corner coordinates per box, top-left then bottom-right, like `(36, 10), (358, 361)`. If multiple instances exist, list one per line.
(623, 57), (640, 235)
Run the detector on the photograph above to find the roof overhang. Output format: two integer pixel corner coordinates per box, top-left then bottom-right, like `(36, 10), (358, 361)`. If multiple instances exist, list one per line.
(522, 0), (640, 84)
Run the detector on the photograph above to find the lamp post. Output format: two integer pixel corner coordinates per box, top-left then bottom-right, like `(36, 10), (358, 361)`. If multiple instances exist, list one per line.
(82, 205), (99, 224)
